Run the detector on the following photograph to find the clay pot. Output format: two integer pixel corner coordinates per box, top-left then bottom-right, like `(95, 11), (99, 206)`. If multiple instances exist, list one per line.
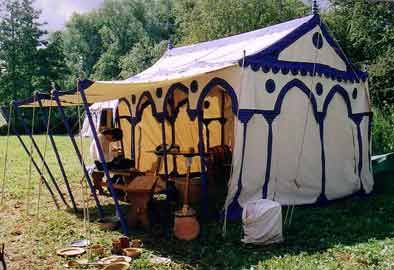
(119, 236), (129, 249)
(103, 262), (130, 270)
(90, 244), (105, 257)
(173, 209), (200, 240)
(130, 239), (143, 248)
(122, 247), (142, 258)
(111, 240), (122, 255)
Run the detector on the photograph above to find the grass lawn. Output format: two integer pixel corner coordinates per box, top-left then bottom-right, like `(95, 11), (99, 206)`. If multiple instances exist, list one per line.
(1, 135), (394, 270)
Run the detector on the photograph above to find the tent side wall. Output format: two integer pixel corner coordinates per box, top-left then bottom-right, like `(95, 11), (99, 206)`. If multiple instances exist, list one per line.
(225, 18), (373, 218)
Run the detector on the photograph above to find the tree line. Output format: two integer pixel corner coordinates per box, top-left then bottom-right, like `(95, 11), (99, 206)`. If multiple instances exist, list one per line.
(0, 0), (393, 153)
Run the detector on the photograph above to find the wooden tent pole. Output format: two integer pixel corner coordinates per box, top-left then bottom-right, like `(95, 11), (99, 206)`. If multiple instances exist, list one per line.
(37, 97), (78, 213)
(12, 102), (69, 208)
(3, 104), (60, 208)
(76, 83), (129, 235)
(51, 90), (105, 220)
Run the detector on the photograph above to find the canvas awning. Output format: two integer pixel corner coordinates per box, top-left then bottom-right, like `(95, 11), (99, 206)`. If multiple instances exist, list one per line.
(18, 15), (314, 107)
(81, 15), (314, 103)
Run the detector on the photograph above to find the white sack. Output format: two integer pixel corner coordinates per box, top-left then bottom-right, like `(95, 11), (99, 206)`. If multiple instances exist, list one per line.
(242, 199), (283, 245)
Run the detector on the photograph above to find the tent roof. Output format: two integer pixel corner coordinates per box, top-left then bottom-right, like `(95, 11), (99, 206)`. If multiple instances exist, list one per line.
(16, 14), (367, 107)
(120, 15), (314, 84)
(82, 15), (317, 102)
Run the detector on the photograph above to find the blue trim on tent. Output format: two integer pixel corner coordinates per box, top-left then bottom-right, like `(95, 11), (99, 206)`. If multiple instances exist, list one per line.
(228, 79), (372, 220)
(196, 77), (239, 218)
(368, 114), (373, 172)
(226, 123), (247, 221)
(196, 77), (239, 115)
(163, 82), (189, 118)
(240, 14), (368, 83)
(133, 91), (159, 124)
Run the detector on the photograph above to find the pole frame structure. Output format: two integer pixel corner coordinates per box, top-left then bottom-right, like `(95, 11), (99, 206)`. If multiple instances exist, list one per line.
(36, 95), (78, 213)
(77, 81), (129, 235)
(4, 103), (60, 209)
(12, 102), (70, 208)
(51, 90), (105, 220)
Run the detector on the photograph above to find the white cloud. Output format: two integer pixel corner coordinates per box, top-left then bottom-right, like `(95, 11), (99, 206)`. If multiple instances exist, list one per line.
(33, 0), (104, 32)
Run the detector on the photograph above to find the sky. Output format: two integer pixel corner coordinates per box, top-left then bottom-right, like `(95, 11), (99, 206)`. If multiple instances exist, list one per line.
(33, 0), (104, 32)
(33, 0), (329, 32)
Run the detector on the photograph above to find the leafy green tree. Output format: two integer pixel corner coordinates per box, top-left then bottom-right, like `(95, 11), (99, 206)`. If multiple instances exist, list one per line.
(63, 11), (104, 83)
(34, 31), (70, 91)
(325, 0), (394, 107)
(173, 0), (308, 45)
(119, 38), (167, 79)
(0, 0), (45, 103)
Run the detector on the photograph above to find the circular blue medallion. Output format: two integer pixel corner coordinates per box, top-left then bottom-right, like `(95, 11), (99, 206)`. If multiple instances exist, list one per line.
(156, 87), (163, 98)
(190, 80), (198, 93)
(352, 88), (358, 99)
(315, 82), (323, 96)
(265, 79), (276, 93)
(312, 32), (323, 49)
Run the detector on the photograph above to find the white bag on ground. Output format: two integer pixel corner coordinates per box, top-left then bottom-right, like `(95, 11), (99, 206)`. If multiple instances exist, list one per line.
(242, 199), (283, 245)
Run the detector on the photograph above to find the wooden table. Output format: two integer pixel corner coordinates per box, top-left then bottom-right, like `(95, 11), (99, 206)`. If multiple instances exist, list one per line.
(112, 174), (164, 229)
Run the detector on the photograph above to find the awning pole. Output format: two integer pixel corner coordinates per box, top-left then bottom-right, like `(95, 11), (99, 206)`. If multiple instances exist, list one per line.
(76, 82), (129, 235)
(13, 103), (70, 208)
(52, 90), (105, 220)
(4, 104), (60, 208)
(197, 114), (209, 219)
(37, 97), (78, 213)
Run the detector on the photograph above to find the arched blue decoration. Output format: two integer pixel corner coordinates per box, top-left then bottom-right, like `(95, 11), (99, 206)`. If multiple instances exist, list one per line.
(312, 32), (323, 49)
(265, 79), (276, 93)
(322, 85), (353, 118)
(163, 82), (189, 118)
(134, 91), (159, 123)
(196, 77), (238, 218)
(196, 77), (239, 114)
(274, 79), (319, 122)
(261, 79), (319, 199)
(322, 84), (365, 194)
(118, 98), (132, 117)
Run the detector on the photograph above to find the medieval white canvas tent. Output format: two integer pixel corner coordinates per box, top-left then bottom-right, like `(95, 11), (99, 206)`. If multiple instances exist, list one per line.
(18, 13), (374, 221)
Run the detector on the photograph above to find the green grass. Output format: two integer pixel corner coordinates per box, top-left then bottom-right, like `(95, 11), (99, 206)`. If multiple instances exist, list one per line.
(1, 135), (394, 270)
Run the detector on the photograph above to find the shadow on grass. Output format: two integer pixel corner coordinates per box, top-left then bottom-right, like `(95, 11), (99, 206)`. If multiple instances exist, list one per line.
(67, 172), (394, 269)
